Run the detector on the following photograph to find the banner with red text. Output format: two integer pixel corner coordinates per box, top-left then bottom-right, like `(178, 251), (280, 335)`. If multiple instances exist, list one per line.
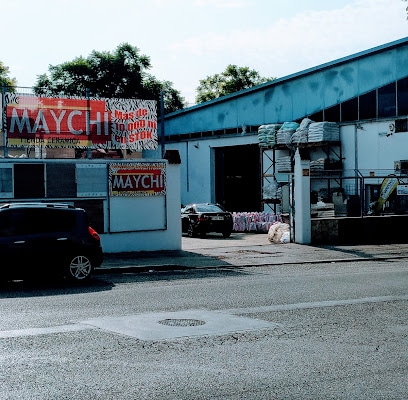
(4, 93), (157, 150)
(109, 162), (166, 196)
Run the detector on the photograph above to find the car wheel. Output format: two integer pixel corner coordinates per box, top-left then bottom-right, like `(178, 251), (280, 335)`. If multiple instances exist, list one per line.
(187, 222), (197, 238)
(222, 231), (231, 238)
(67, 255), (93, 281)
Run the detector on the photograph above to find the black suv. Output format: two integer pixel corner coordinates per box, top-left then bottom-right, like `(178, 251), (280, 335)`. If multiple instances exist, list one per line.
(0, 202), (103, 282)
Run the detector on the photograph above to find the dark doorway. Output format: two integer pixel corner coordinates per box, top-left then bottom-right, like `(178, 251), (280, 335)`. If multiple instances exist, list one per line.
(215, 144), (261, 212)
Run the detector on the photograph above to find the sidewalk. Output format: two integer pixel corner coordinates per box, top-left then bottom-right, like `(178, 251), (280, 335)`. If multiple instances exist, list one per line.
(96, 233), (408, 274)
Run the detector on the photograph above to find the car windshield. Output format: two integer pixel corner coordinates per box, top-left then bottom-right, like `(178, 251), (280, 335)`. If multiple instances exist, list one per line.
(195, 204), (225, 213)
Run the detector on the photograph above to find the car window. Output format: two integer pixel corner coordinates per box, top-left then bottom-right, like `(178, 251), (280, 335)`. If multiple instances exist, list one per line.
(0, 210), (22, 237)
(25, 209), (76, 234)
(195, 204), (224, 213)
(0, 209), (26, 236)
(0, 208), (77, 237)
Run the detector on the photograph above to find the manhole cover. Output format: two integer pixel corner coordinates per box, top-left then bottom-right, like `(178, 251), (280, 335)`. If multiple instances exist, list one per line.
(81, 310), (277, 340)
(158, 318), (205, 327)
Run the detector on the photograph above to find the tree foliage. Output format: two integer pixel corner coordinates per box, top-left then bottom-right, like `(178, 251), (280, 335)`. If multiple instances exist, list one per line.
(403, 0), (408, 18)
(0, 61), (17, 91)
(195, 64), (274, 103)
(33, 43), (185, 115)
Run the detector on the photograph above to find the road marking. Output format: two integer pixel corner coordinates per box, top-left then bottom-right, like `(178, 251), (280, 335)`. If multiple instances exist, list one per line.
(1, 295), (407, 339)
(224, 294), (408, 314)
(0, 324), (93, 339)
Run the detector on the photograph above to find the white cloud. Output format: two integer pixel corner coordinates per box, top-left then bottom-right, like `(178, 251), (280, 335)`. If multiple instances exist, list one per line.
(193, 0), (250, 8)
(2, 0), (407, 105)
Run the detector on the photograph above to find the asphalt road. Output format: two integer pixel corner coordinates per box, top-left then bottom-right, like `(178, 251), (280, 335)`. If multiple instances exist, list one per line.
(0, 256), (407, 399)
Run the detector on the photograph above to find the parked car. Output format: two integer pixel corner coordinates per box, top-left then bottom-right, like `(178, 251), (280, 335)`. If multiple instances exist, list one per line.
(181, 203), (233, 238)
(0, 202), (103, 282)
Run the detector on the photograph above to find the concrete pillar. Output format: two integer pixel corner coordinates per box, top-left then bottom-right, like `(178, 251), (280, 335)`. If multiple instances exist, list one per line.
(294, 148), (311, 244)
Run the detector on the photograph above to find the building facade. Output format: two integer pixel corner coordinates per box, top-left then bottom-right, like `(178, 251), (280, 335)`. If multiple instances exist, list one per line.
(143, 37), (408, 243)
(3, 37), (408, 245)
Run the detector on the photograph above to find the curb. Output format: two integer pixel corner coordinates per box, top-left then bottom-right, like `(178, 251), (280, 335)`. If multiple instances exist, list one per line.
(94, 254), (408, 274)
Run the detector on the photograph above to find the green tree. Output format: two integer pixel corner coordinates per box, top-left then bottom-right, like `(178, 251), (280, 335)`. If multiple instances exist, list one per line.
(195, 64), (274, 103)
(33, 43), (185, 115)
(0, 61), (17, 91)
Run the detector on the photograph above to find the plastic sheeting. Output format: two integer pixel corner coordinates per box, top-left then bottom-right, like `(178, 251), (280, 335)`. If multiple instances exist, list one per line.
(232, 212), (283, 233)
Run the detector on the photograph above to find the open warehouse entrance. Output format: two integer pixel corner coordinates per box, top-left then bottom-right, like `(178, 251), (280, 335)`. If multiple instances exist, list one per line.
(214, 144), (261, 212)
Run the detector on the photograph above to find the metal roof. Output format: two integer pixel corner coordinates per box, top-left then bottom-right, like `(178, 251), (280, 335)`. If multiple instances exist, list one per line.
(160, 37), (408, 138)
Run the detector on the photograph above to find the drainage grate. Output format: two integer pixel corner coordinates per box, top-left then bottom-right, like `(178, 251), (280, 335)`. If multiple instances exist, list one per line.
(158, 318), (206, 327)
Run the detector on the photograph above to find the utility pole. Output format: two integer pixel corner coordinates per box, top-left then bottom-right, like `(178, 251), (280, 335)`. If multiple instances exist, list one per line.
(160, 91), (165, 158)
(1, 85), (8, 158)
(86, 88), (91, 159)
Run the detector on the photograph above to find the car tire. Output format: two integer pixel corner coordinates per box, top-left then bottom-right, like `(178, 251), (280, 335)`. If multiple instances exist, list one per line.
(187, 222), (197, 238)
(222, 231), (231, 238)
(66, 255), (93, 281)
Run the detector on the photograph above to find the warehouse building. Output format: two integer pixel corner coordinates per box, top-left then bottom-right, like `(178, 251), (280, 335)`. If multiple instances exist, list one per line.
(145, 37), (408, 244)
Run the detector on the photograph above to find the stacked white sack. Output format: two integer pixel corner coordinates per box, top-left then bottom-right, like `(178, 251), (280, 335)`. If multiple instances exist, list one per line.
(291, 118), (313, 144)
(258, 124), (281, 147)
(308, 122), (340, 142)
(276, 121), (299, 145)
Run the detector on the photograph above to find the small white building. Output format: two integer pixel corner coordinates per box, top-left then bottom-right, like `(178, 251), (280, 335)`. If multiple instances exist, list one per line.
(0, 157), (182, 253)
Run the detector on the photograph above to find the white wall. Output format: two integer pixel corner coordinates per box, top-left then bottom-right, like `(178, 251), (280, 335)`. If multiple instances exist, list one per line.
(340, 119), (407, 193)
(0, 157), (182, 254)
(100, 163), (181, 253)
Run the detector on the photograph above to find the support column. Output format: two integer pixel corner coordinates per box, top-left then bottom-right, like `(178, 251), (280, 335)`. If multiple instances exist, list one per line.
(294, 148), (311, 244)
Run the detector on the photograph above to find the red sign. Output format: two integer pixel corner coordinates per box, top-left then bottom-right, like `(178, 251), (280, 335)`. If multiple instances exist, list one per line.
(4, 94), (157, 150)
(109, 162), (166, 196)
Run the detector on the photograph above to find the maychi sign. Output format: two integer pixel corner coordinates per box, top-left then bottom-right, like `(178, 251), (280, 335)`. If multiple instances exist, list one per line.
(109, 162), (166, 196)
(3, 93), (157, 150)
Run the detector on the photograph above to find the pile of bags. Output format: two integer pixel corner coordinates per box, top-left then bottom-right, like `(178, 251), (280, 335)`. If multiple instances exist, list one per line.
(267, 222), (290, 244)
(291, 118), (314, 144)
(258, 119), (340, 147)
(276, 155), (292, 173)
(276, 122), (300, 145)
(308, 122), (340, 142)
(258, 124), (281, 148)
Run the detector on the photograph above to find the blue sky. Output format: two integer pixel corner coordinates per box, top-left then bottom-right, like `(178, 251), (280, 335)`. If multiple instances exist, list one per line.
(2, 0), (407, 104)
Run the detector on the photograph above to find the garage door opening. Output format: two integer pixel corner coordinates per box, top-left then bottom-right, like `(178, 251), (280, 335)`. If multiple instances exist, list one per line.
(215, 144), (261, 212)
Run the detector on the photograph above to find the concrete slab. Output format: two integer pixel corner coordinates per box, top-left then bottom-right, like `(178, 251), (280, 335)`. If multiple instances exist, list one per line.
(81, 309), (278, 340)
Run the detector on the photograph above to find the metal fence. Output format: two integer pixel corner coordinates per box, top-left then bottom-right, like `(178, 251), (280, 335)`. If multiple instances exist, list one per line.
(310, 169), (408, 217)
